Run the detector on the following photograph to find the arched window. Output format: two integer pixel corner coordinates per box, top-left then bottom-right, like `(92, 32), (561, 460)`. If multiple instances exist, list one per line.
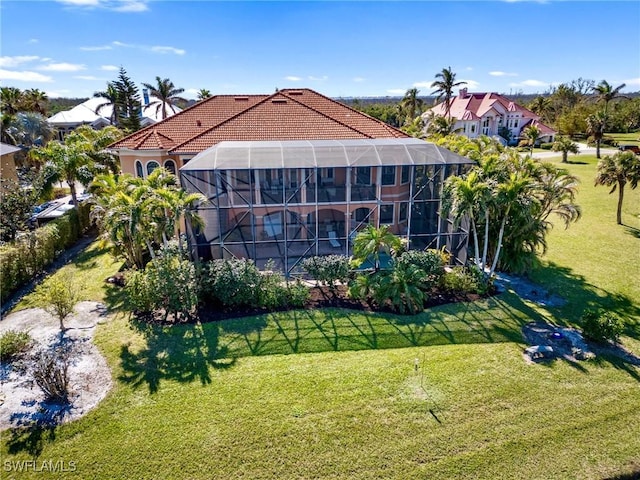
(147, 160), (160, 176)
(135, 160), (144, 178)
(164, 160), (176, 175)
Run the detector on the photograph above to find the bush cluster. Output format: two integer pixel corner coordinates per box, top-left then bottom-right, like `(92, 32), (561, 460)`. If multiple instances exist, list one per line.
(0, 330), (33, 363)
(0, 204), (91, 298)
(581, 309), (625, 343)
(301, 255), (350, 291)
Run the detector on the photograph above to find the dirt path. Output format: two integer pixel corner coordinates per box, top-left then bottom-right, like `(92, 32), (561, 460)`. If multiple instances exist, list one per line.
(0, 301), (113, 430)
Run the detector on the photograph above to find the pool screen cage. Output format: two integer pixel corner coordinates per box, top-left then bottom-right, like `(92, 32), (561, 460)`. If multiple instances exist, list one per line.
(180, 138), (474, 277)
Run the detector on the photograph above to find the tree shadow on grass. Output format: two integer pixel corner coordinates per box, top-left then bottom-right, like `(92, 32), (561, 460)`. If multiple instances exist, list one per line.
(119, 320), (236, 394)
(623, 224), (640, 239)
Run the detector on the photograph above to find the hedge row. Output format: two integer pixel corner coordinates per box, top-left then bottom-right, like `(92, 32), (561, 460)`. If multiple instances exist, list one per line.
(0, 203), (92, 299)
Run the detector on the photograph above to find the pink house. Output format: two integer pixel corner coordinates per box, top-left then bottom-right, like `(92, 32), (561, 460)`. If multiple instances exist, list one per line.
(424, 88), (556, 145)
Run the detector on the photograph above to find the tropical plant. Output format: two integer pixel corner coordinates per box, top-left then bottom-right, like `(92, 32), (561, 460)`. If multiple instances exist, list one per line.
(2, 111), (54, 152)
(424, 112), (459, 137)
(141, 76), (187, 120)
(376, 263), (426, 314)
(0, 178), (37, 242)
(399, 88), (424, 125)
(93, 83), (123, 126)
(197, 89), (212, 100)
(301, 255), (349, 294)
(592, 80), (628, 117)
(396, 249), (448, 288)
(69, 125), (124, 175)
(594, 150), (640, 225)
(581, 309), (625, 343)
(430, 66), (466, 119)
(586, 111), (607, 159)
(527, 96), (552, 124)
(22, 88), (49, 115)
(351, 225), (403, 272)
(519, 125), (541, 154)
(552, 136), (580, 163)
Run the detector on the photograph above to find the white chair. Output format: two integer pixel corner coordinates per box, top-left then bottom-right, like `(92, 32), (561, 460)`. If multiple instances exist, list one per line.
(328, 231), (341, 248)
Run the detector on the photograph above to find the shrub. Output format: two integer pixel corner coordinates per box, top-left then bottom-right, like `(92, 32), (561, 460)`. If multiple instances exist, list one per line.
(581, 310), (625, 343)
(539, 142), (554, 150)
(26, 343), (74, 404)
(38, 271), (79, 331)
(201, 258), (262, 308)
(301, 255), (349, 291)
(126, 248), (199, 321)
(258, 271), (289, 310)
(375, 264), (425, 314)
(439, 266), (481, 294)
(285, 280), (310, 308)
(396, 249), (448, 289)
(0, 330), (33, 363)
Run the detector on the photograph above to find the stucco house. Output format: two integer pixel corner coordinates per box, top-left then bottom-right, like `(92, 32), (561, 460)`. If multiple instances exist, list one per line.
(423, 88), (556, 145)
(0, 142), (21, 184)
(109, 88), (473, 274)
(48, 93), (182, 141)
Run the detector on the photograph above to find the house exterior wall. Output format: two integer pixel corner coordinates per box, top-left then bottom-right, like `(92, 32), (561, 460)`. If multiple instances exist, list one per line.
(1, 152), (18, 183)
(181, 163), (470, 276)
(119, 150), (184, 178)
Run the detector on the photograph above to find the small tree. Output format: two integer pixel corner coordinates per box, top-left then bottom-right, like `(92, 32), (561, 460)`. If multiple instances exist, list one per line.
(594, 151), (640, 225)
(552, 136), (580, 163)
(519, 125), (541, 154)
(351, 225), (403, 272)
(40, 273), (78, 331)
(301, 255), (349, 295)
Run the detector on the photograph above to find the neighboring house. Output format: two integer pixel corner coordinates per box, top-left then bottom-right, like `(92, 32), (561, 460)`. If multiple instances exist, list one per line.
(0, 142), (20, 184)
(48, 94), (182, 141)
(110, 88), (473, 275)
(423, 88), (556, 145)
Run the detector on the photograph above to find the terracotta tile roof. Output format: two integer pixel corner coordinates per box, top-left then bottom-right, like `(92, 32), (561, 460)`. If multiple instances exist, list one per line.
(110, 88), (407, 153)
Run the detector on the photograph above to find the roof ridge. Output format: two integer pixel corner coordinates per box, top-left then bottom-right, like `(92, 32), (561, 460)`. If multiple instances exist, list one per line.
(280, 88), (407, 138)
(131, 130), (156, 150)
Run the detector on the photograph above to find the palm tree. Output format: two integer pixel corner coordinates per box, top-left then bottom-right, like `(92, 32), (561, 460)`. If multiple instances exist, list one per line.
(520, 125), (541, 154)
(594, 151), (640, 225)
(425, 112), (459, 137)
(592, 80), (628, 117)
(3, 111), (54, 150)
(0, 87), (24, 115)
(93, 83), (122, 126)
(586, 111), (607, 159)
(197, 89), (212, 101)
(22, 88), (49, 115)
(141, 76), (187, 120)
(552, 136), (580, 163)
(376, 263), (425, 314)
(430, 66), (466, 119)
(67, 125), (124, 175)
(352, 224), (403, 272)
(399, 88), (424, 125)
(528, 96), (552, 122)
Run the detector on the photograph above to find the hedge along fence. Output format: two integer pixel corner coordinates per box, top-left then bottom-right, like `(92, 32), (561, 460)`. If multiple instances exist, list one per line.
(0, 202), (92, 299)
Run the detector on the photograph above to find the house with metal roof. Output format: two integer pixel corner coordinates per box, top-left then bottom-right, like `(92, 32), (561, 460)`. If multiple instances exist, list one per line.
(109, 88), (473, 274)
(423, 88), (556, 145)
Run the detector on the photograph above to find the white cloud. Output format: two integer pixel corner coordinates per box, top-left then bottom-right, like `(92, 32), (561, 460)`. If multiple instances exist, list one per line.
(0, 69), (53, 83)
(489, 71), (518, 77)
(308, 75), (328, 82)
(0, 56), (40, 68)
(101, 65), (119, 71)
(28, 39), (39, 44)
(150, 46), (186, 55)
(80, 45), (113, 51)
(353, 77), (365, 83)
(624, 77), (640, 87)
(39, 62), (86, 72)
(285, 76), (302, 82)
(44, 89), (73, 97)
(509, 79), (549, 88)
(459, 79), (480, 89)
(465, 66), (473, 71)
(386, 89), (406, 95)
(413, 81), (432, 89)
(55, 0), (149, 12)
(75, 75), (99, 80)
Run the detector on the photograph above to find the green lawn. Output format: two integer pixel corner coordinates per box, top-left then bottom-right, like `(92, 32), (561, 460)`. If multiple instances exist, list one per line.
(2, 154), (639, 479)
(606, 131), (640, 146)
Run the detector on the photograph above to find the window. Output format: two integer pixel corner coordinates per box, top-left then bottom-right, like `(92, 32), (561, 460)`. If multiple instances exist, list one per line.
(355, 207), (370, 222)
(135, 160), (144, 178)
(355, 167), (371, 185)
(399, 202), (408, 221)
(380, 204), (394, 224)
(381, 166), (395, 186)
(147, 161), (160, 176)
(164, 160), (176, 175)
(470, 124), (476, 133)
(401, 165), (410, 184)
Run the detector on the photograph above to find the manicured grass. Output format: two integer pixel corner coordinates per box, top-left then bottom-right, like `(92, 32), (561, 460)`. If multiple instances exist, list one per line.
(606, 131), (640, 146)
(2, 154), (639, 479)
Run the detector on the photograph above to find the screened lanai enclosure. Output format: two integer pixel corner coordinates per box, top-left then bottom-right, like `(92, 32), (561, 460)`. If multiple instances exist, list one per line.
(179, 138), (474, 276)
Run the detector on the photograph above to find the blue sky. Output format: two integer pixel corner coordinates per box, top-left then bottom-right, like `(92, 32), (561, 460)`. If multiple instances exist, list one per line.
(1, 0), (639, 99)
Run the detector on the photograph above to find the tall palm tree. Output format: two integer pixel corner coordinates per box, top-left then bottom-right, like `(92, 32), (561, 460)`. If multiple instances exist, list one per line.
(430, 66), (466, 119)
(592, 80), (628, 117)
(197, 89), (212, 101)
(586, 111), (607, 159)
(594, 151), (640, 225)
(552, 136), (580, 163)
(3, 111), (54, 150)
(352, 224), (403, 272)
(0, 87), (24, 115)
(93, 83), (122, 126)
(399, 88), (424, 125)
(528, 96), (552, 123)
(141, 76), (187, 120)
